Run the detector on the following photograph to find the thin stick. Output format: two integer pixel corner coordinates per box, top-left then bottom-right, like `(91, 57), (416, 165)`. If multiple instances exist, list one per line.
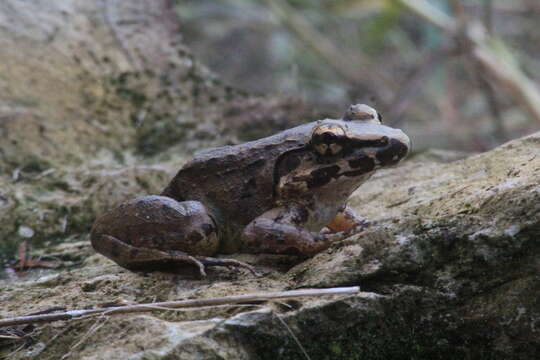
(0, 286), (360, 327)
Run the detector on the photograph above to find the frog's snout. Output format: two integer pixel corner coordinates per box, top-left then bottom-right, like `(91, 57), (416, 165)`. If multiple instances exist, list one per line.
(375, 131), (410, 166)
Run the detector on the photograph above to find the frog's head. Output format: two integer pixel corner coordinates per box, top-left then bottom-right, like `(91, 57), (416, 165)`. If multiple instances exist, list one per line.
(275, 104), (410, 198)
(309, 104), (410, 176)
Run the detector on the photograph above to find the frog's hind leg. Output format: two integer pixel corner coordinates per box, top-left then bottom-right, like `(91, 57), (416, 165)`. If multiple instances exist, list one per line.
(194, 256), (259, 276)
(93, 234), (209, 277)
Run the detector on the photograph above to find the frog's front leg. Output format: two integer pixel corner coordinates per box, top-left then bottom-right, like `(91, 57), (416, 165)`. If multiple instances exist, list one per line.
(241, 205), (368, 256)
(326, 205), (369, 232)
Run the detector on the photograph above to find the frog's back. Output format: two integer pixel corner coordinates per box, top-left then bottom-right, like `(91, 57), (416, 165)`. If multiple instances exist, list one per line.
(161, 123), (314, 228)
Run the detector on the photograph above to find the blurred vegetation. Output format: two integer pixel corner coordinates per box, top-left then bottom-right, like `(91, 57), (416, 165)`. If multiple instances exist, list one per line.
(176, 0), (540, 151)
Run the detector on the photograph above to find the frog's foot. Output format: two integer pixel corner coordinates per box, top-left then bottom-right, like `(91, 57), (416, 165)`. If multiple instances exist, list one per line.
(92, 234), (211, 276)
(183, 255), (207, 277)
(195, 256), (260, 276)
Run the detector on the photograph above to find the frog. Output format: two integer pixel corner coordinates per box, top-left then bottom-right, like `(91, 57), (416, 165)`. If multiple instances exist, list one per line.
(90, 104), (410, 276)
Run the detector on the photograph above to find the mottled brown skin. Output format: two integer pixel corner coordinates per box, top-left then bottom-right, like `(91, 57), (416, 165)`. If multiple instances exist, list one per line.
(91, 104), (411, 276)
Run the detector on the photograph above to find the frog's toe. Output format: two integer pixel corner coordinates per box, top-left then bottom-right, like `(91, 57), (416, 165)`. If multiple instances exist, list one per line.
(228, 260), (260, 276)
(187, 255), (207, 277)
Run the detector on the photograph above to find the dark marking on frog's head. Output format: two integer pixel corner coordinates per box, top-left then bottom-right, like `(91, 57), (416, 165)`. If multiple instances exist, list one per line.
(375, 138), (410, 166)
(307, 165), (340, 189)
(275, 148), (307, 176)
(348, 154), (375, 171)
(283, 154), (301, 173)
(273, 147), (312, 197)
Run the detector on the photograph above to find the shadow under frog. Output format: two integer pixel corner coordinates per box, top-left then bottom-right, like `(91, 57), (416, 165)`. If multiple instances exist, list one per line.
(90, 104), (410, 276)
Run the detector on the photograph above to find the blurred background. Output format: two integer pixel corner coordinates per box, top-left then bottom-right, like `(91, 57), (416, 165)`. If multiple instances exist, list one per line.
(176, 0), (540, 152)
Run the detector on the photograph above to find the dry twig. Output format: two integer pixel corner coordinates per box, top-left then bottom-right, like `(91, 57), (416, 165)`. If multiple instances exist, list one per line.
(0, 286), (360, 328)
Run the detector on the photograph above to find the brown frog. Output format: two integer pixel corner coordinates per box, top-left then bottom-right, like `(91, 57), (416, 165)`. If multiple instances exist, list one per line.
(91, 104), (410, 276)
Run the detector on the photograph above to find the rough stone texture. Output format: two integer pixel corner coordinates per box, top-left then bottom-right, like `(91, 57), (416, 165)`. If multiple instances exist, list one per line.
(0, 0), (236, 169)
(2, 1), (540, 359)
(2, 133), (540, 359)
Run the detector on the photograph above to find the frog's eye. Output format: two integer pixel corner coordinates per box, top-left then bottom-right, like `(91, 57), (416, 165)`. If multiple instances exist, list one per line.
(343, 104), (379, 123)
(311, 124), (346, 156)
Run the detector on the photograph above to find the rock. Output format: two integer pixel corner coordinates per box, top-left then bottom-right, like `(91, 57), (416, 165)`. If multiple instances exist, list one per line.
(0, 164), (176, 263)
(2, 1), (539, 359)
(2, 132), (540, 359)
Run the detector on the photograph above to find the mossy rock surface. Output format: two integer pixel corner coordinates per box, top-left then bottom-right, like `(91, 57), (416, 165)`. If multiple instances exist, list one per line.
(2, 132), (540, 359)
(2, 1), (540, 359)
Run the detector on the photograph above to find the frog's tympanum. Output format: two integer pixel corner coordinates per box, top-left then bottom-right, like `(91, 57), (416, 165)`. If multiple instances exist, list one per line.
(91, 104), (410, 276)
